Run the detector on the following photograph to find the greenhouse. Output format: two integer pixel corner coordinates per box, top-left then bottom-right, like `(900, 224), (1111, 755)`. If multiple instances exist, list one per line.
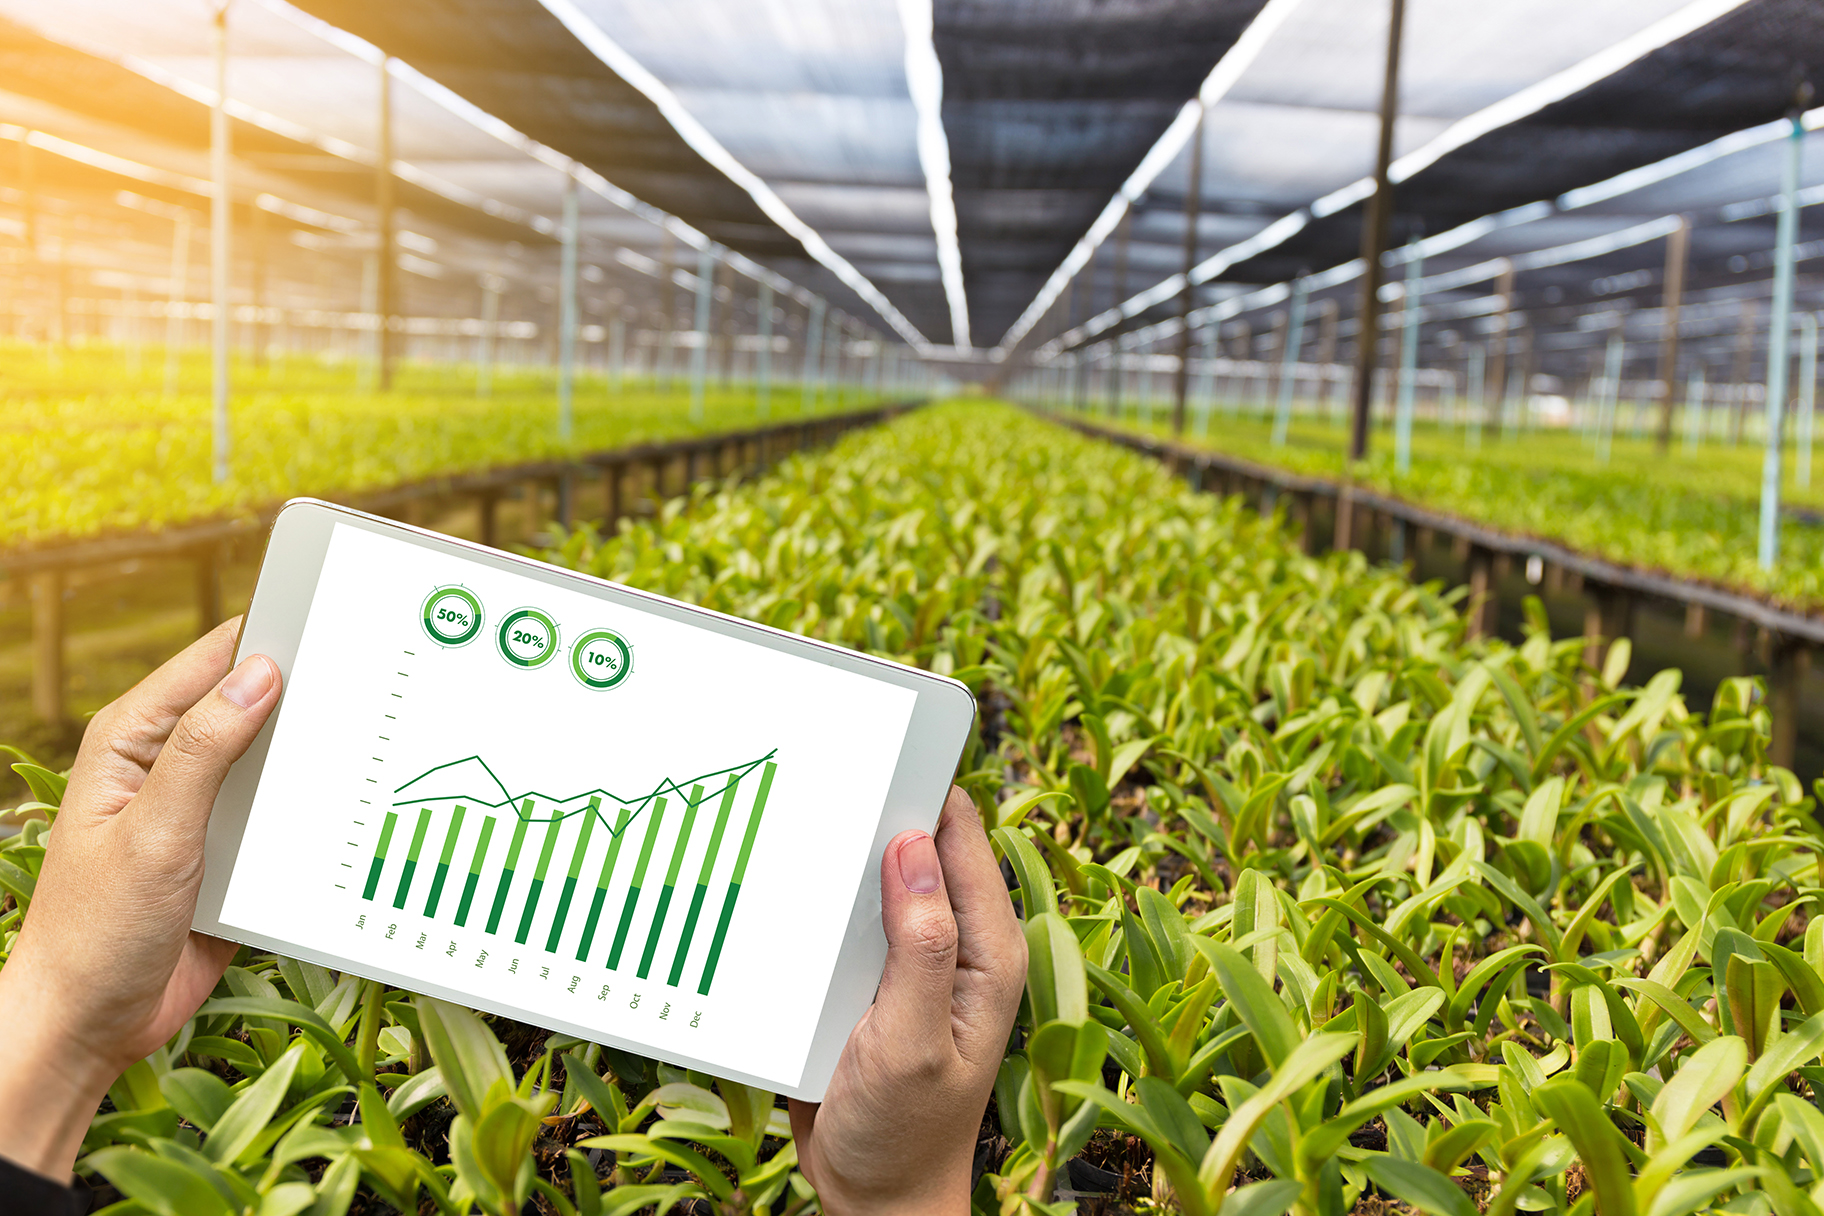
(3, 0), (1824, 1213)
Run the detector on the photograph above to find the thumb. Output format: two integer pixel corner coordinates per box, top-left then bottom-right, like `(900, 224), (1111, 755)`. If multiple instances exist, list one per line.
(123, 654), (282, 857)
(869, 830), (961, 1054)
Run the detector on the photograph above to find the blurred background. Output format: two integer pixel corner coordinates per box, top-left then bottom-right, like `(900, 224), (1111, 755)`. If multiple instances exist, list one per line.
(4, 0), (1824, 775)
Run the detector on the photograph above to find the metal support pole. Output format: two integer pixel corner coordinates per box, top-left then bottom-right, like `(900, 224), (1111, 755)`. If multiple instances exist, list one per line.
(1685, 367), (1706, 453)
(1466, 343), (1486, 450)
(1394, 243), (1422, 473)
(376, 56), (396, 391)
(1109, 210), (1132, 417)
(1272, 278), (1310, 448)
(1655, 216), (1689, 450)
(823, 310), (842, 411)
(166, 213), (191, 398)
(1597, 333), (1623, 465)
(802, 296), (825, 413)
(1759, 111), (1804, 571)
(477, 272), (499, 397)
(1171, 107), (1206, 435)
(210, 3), (232, 483)
(609, 313), (625, 392)
(1347, 0), (1406, 462)
(1799, 313), (1818, 489)
(658, 230), (676, 392)
(558, 175), (578, 441)
(1485, 262), (1515, 438)
(690, 244), (713, 424)
(756, 280), (773, 419)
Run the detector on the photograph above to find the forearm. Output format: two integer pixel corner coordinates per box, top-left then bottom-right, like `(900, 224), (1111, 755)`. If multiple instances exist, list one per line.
(0, 972), (113, 1182)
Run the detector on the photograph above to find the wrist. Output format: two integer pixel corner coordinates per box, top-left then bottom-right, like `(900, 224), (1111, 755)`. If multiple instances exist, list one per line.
(0, 968), (115, 1180)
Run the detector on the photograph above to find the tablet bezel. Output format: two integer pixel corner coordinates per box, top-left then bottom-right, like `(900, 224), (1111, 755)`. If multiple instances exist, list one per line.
(194, 497), (977, 1100)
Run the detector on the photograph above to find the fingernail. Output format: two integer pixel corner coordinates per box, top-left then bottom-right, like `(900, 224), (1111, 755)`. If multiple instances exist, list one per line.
(221, 655), (276, 709)
(899, 832), (942, 894)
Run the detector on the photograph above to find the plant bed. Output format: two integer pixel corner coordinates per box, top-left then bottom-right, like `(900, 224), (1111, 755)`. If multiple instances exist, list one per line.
(2, 402), (1817, 1216)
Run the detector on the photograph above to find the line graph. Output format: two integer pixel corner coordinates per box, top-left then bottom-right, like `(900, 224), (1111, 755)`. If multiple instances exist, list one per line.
(362, 751), (778, 992)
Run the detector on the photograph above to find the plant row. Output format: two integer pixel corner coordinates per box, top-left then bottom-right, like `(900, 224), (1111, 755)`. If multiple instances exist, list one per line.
(1063, 396), (1824, 612)
(0, 343), (889, 548)
(2, 401), (1818, 1216)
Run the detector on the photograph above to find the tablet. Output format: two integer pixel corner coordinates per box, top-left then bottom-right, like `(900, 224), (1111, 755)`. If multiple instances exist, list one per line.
(195, 498), (976, 1100)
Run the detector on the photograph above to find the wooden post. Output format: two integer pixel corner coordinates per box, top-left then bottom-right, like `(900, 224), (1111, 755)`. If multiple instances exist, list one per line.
(555, 471), (573, 530)
(1347, 0), (1407, 461)
(1583, 584), (1635, 672)
(1292, 492), (1314, 554)
(1769, 636), (1810, 770)
(1334, 487), (1356, 552)
(1684, 601), (1707, 639)
(1655, 216), (1690, 450)
(478, 491), (500, 549)
(1466, 544), (1496, 639)
(603, 461), (623, 528)
(30, 569), (65, 727)
(651, 456), (667, 503)
(195, 543), (224, 636)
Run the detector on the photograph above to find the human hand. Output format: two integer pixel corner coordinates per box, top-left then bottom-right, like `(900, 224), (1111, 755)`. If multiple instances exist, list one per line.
(788, 786), (1027, 1215)
(0, 620), (281, 1181)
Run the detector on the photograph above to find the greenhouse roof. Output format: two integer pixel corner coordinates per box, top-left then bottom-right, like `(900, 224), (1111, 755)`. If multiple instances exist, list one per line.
(1, 0), (1822, 364)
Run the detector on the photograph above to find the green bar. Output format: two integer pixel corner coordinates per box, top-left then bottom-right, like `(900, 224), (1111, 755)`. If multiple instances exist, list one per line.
(362, 811), (399, 900)
(424, 805), (467, 916)
(699, 762), (775, 995)
(393, 806), (434, 908)
(486, 801), (534, 935)
(638, 786), (702, 979)
(576, 807), (632, 962)
(668, 778), (738, 985)
(546, 798), (600, 952)
(608, 797), (667, 969)
(454, 815), (496, 927)
(515, 809), (568, 944)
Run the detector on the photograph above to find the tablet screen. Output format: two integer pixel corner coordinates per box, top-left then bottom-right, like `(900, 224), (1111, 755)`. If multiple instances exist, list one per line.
(217, 522), (918, 1088)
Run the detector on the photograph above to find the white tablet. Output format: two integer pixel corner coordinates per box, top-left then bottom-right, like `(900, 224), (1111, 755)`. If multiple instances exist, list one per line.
(195, 498), (976, 1100)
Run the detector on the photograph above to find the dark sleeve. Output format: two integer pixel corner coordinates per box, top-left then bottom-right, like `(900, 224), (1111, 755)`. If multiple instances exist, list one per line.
(0, 1155), (88, 1216)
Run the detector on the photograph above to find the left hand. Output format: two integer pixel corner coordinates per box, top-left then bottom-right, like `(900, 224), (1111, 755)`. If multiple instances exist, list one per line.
(0, 619), (282, 1181)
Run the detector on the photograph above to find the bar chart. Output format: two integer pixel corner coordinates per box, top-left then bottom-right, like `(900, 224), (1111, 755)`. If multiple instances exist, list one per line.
(360, 751), (775, 994)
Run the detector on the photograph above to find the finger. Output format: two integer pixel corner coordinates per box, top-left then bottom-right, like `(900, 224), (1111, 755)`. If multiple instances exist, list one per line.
(933, 788), (1027, 1059)
(67, 618), (245, 816)
(121, 654), (282, 862)
(869, 829), (961, 1056)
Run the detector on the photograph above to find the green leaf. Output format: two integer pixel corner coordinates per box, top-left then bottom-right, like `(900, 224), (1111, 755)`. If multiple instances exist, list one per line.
(1531, 1078), (1636, 1216)
(1647, 1035), (1744, 1152)
(203, 1041), (305, 1166)
(415, 995), (513, 1122)
(1025, 912), (1088, 1026)
(992, 826), (1060, 920)
(1365, 1155), (1477, 1216)
(1192, 938), (1298, 1068)
(159, 1068), (234, 1134)
(84, 1147), (234, 1216)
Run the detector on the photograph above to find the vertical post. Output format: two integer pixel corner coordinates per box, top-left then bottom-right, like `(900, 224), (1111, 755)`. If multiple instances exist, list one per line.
(1347, 0), (1406, 461)
(690, 244), (712, 424)
(659, 230), (677, 392)
(609, 312), (625, 392)
(1596, 333), (1623, 465)
(1654, 216), (1689, 450)
(1466, 343), (1486, 450)
(1506, 317), (1533, 440)
(824, 310), (842, 411)
(1394, 241), (1422, 473)
(196, 543), (224, 636)
(1109, 209), (1132, 417)
(1685, 367), (1706, 453)
(477, 272), (499, 398)
(1769, 637), (1810, 770)
(1272, 278), (1310, 448)
(166, 214), (191, 398)
(376, 56), (396, 392)
(1759, 110), (1804, 571)
(1171, 106), (1206, 435)
(1799, 313), (1818, 489)
(1313, 299), (1339, 423)
(1731, 299), (1758, 444)
(250, 198), (267, 370)
(802, 296), (825, 414)
(756, 280), (773, 418)
(30, 570), (64, 728)
(1485, 262), (1516, 438)
(210, 3), (232, 483)
(558, 175), (578, 441)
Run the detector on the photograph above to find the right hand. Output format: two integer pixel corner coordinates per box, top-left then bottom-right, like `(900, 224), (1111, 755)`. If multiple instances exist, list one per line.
(788, 786), (1028, 1214)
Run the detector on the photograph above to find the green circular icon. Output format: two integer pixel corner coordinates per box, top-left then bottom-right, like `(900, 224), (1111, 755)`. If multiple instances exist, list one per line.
(570, 629), (633, 690)
(497, 607), (559, 668)
(421, 585), (483, 647)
